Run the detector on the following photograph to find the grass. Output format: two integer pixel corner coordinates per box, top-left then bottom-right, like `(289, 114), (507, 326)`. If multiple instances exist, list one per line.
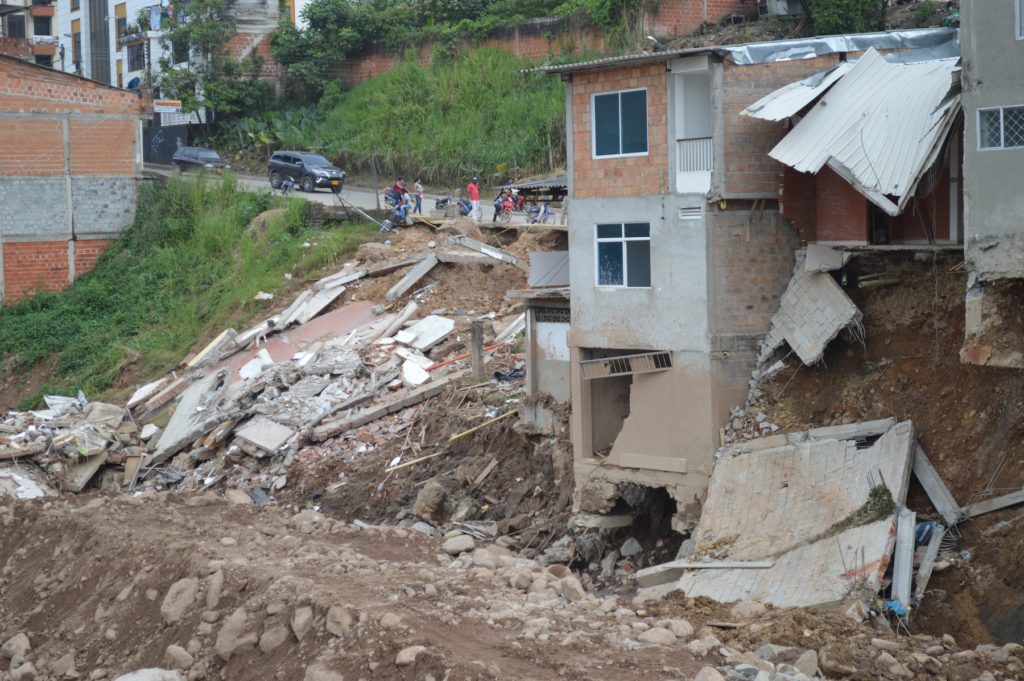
(0, 175), (382, 406)
(218, 47), (567, 186)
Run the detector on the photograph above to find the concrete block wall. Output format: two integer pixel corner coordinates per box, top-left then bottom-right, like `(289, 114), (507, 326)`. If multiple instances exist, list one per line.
(571, 63), (669, 199)
(0, 56), (146, 304)
(644, 0), (758, 39)
(719, 55), (840, 198)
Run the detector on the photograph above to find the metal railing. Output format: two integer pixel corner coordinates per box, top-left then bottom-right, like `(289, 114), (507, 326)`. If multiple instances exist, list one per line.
(677, 137), (713, 173)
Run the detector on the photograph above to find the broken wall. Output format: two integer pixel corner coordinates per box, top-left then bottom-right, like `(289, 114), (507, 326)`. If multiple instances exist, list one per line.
(962, 0), (1024, 280)
(522, 299), (571, 433)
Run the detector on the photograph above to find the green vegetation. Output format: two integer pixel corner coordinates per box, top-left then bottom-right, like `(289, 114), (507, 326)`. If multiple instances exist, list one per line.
(0, 176), (380, 404)
(219, 47), (566, 184)
(798, 0), (885, 36)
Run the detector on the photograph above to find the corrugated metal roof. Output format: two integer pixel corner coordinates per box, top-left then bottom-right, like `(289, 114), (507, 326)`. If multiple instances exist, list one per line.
(510, 175), (567, 190)
(524, 28), (957, 75)
(769, 48), (961, 217)
(742, 62), (852, 121)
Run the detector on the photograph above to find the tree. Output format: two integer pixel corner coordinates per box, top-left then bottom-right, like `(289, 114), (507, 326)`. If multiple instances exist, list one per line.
(154, 0), (272, 135)
(271, 0), (370, 97)
(797, 0), (885, 35)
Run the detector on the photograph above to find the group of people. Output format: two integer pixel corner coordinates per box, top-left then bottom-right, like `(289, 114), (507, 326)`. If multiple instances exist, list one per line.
(390, 177), (424, 224)
(465, 176), (523, 223)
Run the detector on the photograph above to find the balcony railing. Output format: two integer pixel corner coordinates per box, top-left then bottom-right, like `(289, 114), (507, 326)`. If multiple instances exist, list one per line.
(677, 137), (713, 173)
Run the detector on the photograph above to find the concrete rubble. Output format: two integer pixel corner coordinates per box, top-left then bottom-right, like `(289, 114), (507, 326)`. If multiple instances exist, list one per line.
(0, 236), (531, 501)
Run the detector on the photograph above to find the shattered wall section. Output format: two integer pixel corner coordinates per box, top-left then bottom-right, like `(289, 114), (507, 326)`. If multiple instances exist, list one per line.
(961, 279), (1024, 368)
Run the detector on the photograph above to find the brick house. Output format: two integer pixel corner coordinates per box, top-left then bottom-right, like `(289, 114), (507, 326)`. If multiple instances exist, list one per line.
(0, 55), (147, 303)
(0, 0), (59, 67)
(532, 29), (958, 524)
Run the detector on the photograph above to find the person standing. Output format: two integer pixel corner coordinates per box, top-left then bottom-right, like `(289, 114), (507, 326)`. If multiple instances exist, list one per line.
(413, 178), (424, 214)
(467, 176), (481, 222)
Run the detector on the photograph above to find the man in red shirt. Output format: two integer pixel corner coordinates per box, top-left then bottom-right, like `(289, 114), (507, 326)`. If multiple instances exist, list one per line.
(467, 176), (481, 222)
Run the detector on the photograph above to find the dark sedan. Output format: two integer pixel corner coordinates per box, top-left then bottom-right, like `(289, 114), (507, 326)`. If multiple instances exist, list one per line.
(172, 147), (230, 172)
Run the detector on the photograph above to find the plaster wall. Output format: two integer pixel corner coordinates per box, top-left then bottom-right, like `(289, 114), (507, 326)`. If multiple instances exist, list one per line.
(962, 0), (1024, 279)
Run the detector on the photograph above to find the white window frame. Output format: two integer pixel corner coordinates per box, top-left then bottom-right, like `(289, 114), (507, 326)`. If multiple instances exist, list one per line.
(977, 105), (1024, 150)
(591, 87), (649, 160)
(594, 222), (652, 289)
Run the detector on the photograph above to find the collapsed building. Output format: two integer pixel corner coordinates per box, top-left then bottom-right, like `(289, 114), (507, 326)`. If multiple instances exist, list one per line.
(529, 28), (961, 530)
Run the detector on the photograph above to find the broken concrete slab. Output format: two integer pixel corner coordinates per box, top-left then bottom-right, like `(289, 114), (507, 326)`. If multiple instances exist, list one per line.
(673, 420), (915, 608)
(891, 508), (916, 609)
(914, 523), (945, 603)
(186, 329), (238, 369)
(494, 313), (526, 343)
(239, 349), (273, 381)
(294, 285), (347, 326)
(435, 249), (493, 266)
(0, 465), (56, 499)
(279, 290), (315, 328)
(385, 256), (438, 302)
(234, 317), (279, 349)
(913, 443), (961, 526)
(372, 302), (418, 344)
(314, 268), (365, 292)
(804, 243), (850, 273)
(447, 235), (526, 272)
(573, 513), (633, 529)
(400, 315), (455, 352)
(150, 371), (228, 466)
(964, 489), (1024, 518)
(127, 378), (169, 411)
(758, 252), (863, 366)
(64, 450), (109, 493)
(235, 417), (296, 455)
(636, 560), (774, 589)
(139, 376), (190, 418)
(402, 360), (431, 388)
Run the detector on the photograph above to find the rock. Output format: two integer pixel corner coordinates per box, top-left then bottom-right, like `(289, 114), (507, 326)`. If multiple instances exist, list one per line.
(470, 548), (497, 570)
(413, 481), (448, 522)
(205, 570), (224, 610)
(291, 606), (314, 641)
(942, 634), (956, 647)
(876, 652), (911, 678)
(326, 606), (353, 637)
(50, 653), (77, 677)
(843, 599), (869, 623)
(509, 570), (533, 591)
(638, 627), (676, 645)
(410, 521), (438, 536)
(619, 538), (643, 557)
(559, 575), (587, 601)
(395, 645), (426, 666)
(379, 612), (403, 630)
(113, 671), (185, 681)
(304, 664), (345, 681)
(442, 535), (476, 555)
(2, 633), (31, 659)
(793, 650), (818, 677)
(925, 645), (945, 656)
(163, 645), (193, 671)
(977, 644), (1010, 663)
(258, 623), (289, 654)
(694, 667), (727, 681)
(871, 638), (899, 651)
(688, 635), (722, 657)
(730, 600), (766, 620)
(10, 662), (37, 681)
(160, 578), (199, 625)
(215, 607), (257, 660)
(665, 619), (694, 639)
(224, 489), (251, 505)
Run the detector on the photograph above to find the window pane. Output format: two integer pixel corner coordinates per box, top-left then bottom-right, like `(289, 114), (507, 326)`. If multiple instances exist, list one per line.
(594, 93), (620, 156)
(597, 242), (624, 286)
(624, 222), (650, 238)
(1004, 107), (1024, 148)
(626, 241), (651, 287)
(596, 223), (622, 239)
(979, 109), (1002, 149)
(620, 90), (648, 154)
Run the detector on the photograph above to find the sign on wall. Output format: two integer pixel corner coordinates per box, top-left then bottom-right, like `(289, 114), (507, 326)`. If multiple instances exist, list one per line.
(153, 99), (182, 113)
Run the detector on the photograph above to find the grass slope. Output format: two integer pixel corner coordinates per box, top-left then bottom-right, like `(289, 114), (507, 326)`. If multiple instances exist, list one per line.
(0, 176), (380, 406)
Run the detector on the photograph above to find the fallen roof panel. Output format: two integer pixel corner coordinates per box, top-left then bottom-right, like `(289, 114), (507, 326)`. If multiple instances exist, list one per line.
(742, 62), (851, 121)
(769, 48), (961, 217)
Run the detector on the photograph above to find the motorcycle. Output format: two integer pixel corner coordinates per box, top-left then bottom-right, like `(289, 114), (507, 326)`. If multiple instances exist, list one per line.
(435, 196), (473, 216)
(526, 202), (556, 225)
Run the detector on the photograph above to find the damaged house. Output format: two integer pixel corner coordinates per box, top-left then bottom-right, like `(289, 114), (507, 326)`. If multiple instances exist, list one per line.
(531, 28), (960, 527)
(960, 0), (1024, 367)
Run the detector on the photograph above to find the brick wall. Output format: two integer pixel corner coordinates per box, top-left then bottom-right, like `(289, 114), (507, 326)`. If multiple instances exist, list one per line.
(0, 56), (144, 304)
(2, 241), (70, 300)
(645, 0), (758, 39)
(225, 33), (282, 79)
(720, 56), (840, 198)
(709, 205), (800, 337)
(571, 63), (669, 199)
(814, 166), (867, 242)
(0, 37), (31, 60)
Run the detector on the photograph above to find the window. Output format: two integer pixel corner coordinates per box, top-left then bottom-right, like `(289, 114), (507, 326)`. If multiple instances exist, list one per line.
(33, 16), (51, 35)
(71, 0), (78, 11)
(593, 89), (648, 157)
(71, 19), (80, 66)
(979, 106), (1024, 150)
(114, 2), (126, 38)
(596, 223), (651, 287)
(126, 41), (144, 71)
(6, 14), (26, 38)
(171, 34), (188, 64)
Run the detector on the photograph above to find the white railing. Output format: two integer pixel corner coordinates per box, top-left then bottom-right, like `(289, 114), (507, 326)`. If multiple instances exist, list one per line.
(677, 137), (713, 173)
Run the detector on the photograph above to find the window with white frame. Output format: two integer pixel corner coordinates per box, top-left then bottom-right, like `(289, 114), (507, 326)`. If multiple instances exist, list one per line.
(593, 89), (648, 157)
(596, 223), (651, 287)
(979, 106), (1024, 150)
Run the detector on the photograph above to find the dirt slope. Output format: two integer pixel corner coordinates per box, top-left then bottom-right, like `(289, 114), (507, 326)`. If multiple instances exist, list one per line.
(752, 251), (1024, 647)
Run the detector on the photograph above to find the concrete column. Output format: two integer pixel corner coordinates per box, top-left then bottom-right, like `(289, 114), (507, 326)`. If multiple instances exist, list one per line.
(62, 113), (75, 283)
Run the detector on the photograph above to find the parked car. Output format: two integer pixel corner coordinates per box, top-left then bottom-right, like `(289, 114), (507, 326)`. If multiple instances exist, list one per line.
(267, 151), (346, 193)
(172, 147), (229, 172)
